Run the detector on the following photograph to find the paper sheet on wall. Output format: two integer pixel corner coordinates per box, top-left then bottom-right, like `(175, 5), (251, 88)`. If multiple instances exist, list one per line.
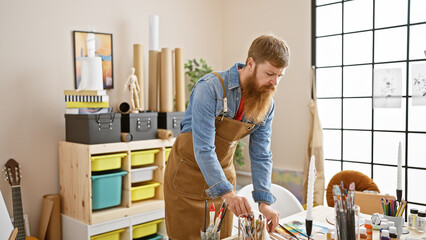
(373, 68), (402, 108)
(412, 63), (426, 106)
(0, 190), (14, 240)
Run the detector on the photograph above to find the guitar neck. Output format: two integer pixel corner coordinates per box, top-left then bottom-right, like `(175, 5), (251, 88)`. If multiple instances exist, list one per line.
(11, 186), (26, 240)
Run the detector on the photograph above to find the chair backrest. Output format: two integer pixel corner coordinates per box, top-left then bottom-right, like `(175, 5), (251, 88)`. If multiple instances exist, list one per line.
(231, 183), (304, 235)
(326, 170), (380, 207)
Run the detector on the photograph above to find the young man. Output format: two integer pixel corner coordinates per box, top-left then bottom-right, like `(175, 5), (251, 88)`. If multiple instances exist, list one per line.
(164, 34), (290, 239)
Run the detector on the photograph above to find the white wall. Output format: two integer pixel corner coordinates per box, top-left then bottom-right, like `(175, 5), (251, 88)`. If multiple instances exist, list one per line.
(0, 0), (311, 236)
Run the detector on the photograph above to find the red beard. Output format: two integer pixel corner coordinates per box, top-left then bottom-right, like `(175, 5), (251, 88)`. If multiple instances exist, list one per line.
(241, 67), (276, 124)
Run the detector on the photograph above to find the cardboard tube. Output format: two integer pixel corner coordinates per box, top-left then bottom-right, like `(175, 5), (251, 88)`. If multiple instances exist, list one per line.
(175, 48), (185, 112)
(121, 133), (133, 142)
(118, 102), (130, 114)
(160, 48), (174, 112)
(133, 44), (145, 111)
(157, 129), (173, 140)
(148, 50), (159, 111)
(38, 194), (61, 240)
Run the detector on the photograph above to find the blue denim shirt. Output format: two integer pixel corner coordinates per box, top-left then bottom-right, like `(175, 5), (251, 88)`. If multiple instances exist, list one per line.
(180, 63), (276, 205)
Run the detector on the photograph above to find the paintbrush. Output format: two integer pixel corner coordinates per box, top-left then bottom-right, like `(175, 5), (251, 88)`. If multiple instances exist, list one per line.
(217, 204), (228, 233)
(283, 223), (311, 239)
(203, 200), (207, 232)
(206, 203), (215, 233)
(278, 223), (300, 240)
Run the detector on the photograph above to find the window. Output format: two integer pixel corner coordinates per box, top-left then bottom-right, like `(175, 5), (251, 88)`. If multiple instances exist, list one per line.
(313, 0), (426, 213)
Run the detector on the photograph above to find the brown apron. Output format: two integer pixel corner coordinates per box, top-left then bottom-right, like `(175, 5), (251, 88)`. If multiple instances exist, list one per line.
(164, 73), (254, 240)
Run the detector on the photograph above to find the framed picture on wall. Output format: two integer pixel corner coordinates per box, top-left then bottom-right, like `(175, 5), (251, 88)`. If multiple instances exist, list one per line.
(73, 31), (114, 89)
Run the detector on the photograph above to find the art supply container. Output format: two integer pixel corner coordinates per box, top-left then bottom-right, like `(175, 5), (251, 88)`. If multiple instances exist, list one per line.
(201, 229), (220, 240)
(238, 211), (266, 240)
(90, 228), (125, 240)
(408, 208), (418, 229)
(383, 215), (403, 238)
(416, 211), (426, 232)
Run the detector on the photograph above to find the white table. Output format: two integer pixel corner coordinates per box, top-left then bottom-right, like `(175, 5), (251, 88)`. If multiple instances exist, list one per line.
(224, 205), (425, 239)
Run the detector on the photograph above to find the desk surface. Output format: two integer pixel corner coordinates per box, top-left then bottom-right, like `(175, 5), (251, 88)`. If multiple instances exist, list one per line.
(224, 205), (425, 240)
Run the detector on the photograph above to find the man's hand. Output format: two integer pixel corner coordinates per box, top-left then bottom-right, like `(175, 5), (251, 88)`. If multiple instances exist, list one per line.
(259, 203), (279, 233)
(221, 191), (252, 216)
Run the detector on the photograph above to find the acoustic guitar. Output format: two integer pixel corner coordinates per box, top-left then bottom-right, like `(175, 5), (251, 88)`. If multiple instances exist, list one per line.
(4, 158), (39, 240)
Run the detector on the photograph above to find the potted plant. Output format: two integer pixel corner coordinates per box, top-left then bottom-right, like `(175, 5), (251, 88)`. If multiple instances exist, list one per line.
(184, 59), (246, 167)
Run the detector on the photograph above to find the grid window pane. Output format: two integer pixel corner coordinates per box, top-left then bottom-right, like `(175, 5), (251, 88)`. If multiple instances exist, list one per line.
(374, 27), (407, 63)
(343, 65), (372, 97)
(410, 0), (426, 24)
(374, 98), (406, 131)
(408, 169), (426, 203)
(374, 165), (406, 196)
(373, 132), (405, 165)
(409, 24), (426, 60)
(375, 0), (408, 28)
(408, 133), (426, 168)
(317, 99), (342, 128)
(408, 61), (426, 96)
(343, 130), (371, 162)
(344, 0), (373, 33)
(316, 3), (342, 37)
(344, 31), (373, 65)
(316, 67), (342, 98)
(316, 36), (342, 67)
(343, 98), (372, 129)
(408, 99), (426, 132)
(323, 130), (341, 160)
(324, 160), (342, 190)
(343, 162), (371, 178)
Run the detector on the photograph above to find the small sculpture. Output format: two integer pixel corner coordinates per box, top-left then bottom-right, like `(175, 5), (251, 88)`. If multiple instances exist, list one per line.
(123, 67), (140, 112)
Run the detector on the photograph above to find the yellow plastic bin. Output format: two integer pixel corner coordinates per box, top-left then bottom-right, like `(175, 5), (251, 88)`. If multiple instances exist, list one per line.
(131, 182), (160, 201)
(132, 219), (163, 239)
(131, 149), (160, 167)
(90, 228), (125, 240)
(91, 153), (127, 172)
(165, 148), (171, 162)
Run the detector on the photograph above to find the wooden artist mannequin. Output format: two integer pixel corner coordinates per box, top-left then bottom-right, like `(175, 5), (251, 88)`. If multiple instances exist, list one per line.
(123, 67), (140, 112)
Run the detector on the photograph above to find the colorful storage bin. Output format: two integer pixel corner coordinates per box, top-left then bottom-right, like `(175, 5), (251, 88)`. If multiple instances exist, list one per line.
(91, 153), (127, 172)
(131, 182), (160, 202)
(131, 166), (158, 183)
(91, 171), (128, 210)
(133, 233), (163, 240)
(131, 149), (160, 167)
(165, 148), (171, 162)
(132, 219), (163, 239)
(90, 228), (125, 240)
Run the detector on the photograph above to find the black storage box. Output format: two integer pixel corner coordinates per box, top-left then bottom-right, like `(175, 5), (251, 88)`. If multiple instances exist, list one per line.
(121, 112), (158, 141)
(158, 112), (185, 138)
(65, 113), (121, 144)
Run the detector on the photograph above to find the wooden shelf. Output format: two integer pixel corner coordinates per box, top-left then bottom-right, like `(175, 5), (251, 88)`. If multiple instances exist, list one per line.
(59, 139), (174, 225)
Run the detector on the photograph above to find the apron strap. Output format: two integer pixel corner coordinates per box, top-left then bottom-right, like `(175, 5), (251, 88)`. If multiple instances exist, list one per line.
(212, 72), (228, 119)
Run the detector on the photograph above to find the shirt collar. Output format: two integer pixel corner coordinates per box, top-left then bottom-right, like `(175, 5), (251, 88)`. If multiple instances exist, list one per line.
(228, 62), (245, 90)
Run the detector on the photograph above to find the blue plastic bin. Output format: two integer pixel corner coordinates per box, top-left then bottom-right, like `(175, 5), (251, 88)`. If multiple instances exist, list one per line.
(91, 170), (128, 210)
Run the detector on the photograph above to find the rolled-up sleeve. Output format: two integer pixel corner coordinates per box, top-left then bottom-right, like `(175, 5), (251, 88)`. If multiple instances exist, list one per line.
(191, 79), (234, 199)
(249, 101), (276, 205)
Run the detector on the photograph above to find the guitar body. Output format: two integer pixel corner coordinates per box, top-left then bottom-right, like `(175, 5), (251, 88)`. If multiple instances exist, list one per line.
(4, 159), (39, 240)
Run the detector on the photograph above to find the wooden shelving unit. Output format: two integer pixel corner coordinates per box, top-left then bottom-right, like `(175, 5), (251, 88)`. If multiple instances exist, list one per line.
(59, 139), (174, 239)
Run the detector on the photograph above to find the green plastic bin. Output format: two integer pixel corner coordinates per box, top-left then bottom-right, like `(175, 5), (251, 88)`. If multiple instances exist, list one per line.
(91, 170), (128, 210)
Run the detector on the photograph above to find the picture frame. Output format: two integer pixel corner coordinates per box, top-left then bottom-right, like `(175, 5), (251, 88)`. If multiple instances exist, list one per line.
(73, 31), (114, 89)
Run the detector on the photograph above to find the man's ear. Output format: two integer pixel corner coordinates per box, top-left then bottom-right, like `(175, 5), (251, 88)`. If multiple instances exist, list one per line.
(247, 57), (256, 72)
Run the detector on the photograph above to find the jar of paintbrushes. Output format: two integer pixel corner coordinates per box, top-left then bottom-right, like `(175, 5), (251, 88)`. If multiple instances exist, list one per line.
(238, 210), (268, 240)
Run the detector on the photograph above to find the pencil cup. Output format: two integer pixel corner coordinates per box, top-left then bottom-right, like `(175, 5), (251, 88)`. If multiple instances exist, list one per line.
(201, 229), (220, 240)
(383, 215), (403, 238)
(238, 211), (266, 240)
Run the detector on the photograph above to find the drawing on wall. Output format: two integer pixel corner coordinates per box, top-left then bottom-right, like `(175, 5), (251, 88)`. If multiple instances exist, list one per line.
(373, 68), (402, 108)
(412, 63), (426, 106)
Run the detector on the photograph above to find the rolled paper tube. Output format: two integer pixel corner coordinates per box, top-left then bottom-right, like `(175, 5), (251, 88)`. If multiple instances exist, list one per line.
(157, 129), (173, 140)
(160, 48), (174, 112)
(149, 15), (159, 51)
(118, 102), (130, 114)
(148, 50), (159, 111)
(121, 133), (133, 142)
(175, 48), (186, 112)
(38, 194), (61, 240)
(133, 44), (145, 111)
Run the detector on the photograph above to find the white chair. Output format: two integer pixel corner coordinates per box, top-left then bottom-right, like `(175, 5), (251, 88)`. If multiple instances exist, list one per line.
(231, 183), (304, 235)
